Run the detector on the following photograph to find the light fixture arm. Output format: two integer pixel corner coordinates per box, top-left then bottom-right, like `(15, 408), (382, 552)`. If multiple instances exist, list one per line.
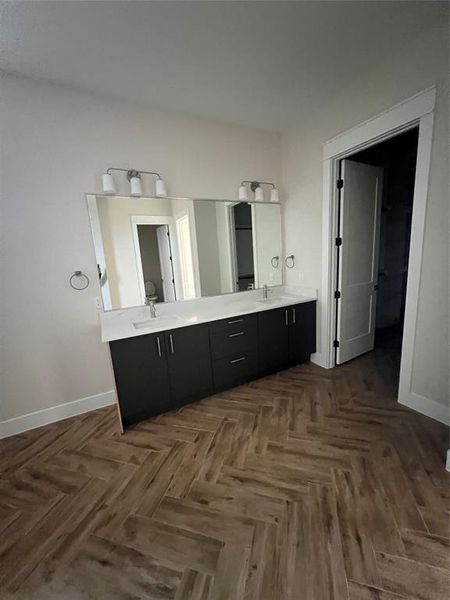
(106, 167), (163, 180)
(240, 180), (276, 192)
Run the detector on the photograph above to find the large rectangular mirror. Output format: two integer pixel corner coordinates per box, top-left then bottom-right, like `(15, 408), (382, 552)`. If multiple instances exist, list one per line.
(87, 194), (282, 310)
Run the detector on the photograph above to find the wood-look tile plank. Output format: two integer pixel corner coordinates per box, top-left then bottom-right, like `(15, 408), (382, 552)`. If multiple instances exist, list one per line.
(137, 441), (189, 517)
(401, 529), (449, 570)
(80, 438), (151, 465)
(167, 431), (213, 498)
(376, 551), (449, 600)
(154, 496), (255, 546)
(188, 480), (285, 525)
(174, 569), (212, 600)
(197, 419), (236, 483)
(110, 514), (222, 575)
(208, 543), (250, 600)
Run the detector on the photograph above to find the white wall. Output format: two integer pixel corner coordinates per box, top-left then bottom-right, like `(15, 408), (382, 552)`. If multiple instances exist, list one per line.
(252, 203), (283, 288)
(0, 74), (281, 422)
(193, 201), (222, 297)
(282, 24), (449, 407)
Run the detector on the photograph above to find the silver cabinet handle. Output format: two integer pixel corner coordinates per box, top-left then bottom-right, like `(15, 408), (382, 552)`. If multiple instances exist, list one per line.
(230, 356), (246, 364)
(156, 336), (162, 358)
(292, 308), (296, 324)
(228, 331), (244, 338)
(285, 309), (288, 326)
(228, 318), (243, 324)
(169, 334), (174, 354)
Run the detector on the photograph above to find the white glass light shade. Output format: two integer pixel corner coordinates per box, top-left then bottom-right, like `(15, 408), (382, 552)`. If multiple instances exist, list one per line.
(270, 187), (279, 203)
(254, 186), (264, 202)
(102, 173), (116, 195)
(238, 184), (248, 202)
(130, 176), (143, 197)
(155, 178), (167, 197)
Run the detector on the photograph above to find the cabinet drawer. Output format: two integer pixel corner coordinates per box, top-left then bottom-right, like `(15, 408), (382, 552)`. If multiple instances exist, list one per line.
(212, 350), (258, 392)
(209, 313), (257, 336)
(209, 323), (257, 360)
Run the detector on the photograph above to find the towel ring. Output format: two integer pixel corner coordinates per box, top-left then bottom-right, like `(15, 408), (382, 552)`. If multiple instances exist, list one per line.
(285, 255), (295, 269)
(271, 256), (280, 268)
(69, 270), (90, 291)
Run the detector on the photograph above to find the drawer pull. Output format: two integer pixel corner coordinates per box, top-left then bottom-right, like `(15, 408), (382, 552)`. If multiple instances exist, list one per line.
(228, 331), (244, 338)
(228, 318), (244, 324)
(230, 356), (246, 364)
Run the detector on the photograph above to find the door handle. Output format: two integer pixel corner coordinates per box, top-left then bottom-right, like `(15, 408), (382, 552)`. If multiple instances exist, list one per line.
(156, 336), (162, 358)
(230, 356), (246, 364)
(228, 331), (244, 338)
(169, 334), (174, 354)
(285, 309), (288, 326)
(292, 308), (296, 324)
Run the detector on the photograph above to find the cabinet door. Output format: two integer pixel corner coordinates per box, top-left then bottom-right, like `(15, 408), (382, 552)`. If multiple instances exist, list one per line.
(288, 301), (317, 365)
(109, 333), (171, 427)
(258, 307), (290, 375)
(165, 324), (213, 406)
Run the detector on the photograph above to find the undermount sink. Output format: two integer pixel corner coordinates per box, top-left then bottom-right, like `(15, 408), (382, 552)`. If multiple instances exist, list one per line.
(256, 296), (291, 305)
(133, 315), (181, 330)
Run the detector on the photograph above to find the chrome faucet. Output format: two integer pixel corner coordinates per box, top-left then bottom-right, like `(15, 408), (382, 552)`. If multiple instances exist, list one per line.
(145, 297), (157, 318)
(262, 284), (268, 299)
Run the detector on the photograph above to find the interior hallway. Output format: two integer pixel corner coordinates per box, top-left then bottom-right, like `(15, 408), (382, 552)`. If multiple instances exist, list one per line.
(0, 350), (448, 600)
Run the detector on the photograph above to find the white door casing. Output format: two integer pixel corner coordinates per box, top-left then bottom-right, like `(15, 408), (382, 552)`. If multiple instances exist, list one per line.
(336, 160), (383, 364)
(156, 225), (176, 302)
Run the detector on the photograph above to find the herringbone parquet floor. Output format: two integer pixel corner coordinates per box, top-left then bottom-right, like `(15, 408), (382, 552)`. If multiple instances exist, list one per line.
(0, 348), (448, 599)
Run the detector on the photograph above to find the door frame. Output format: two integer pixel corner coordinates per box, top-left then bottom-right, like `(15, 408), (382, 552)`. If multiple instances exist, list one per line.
(319, 87), (436, 413)
(130, 215), (181, 303)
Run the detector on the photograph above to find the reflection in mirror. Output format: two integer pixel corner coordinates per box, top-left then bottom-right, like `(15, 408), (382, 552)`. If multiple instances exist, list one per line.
(87, 194), (282, 310)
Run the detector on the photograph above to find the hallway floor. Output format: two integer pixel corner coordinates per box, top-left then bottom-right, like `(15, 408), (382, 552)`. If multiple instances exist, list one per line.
(0, 348), (448, 599)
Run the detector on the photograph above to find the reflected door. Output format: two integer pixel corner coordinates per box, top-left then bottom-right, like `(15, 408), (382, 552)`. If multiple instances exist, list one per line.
(156, 225), (176, 302)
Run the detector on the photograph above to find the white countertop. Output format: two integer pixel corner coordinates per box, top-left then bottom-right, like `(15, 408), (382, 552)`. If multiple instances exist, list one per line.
(99, 285), (317, 343)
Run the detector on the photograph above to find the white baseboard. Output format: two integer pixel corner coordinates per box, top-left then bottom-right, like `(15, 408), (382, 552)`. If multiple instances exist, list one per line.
(311, 351), (329, 369)
(0, 390), (116, 439)
(399, 391), (449, 426)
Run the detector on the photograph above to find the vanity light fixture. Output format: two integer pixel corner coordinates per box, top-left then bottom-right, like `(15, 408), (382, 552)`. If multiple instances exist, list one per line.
(239, 180), (280, 203)
(101, 167), (168, 198)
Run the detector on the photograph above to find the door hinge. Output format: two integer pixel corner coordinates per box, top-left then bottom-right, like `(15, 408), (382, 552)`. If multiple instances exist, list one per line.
(336, 179), (344, 189)
(335, 237), (342, 246)
(334, 290), (341, 299)
(333, 340), (340, 348)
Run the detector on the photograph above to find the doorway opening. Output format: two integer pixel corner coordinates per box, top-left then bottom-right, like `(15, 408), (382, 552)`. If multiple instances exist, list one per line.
(136, 224), (176, 303)
(230, 203), (255, 291)
(334, 128), (419, 373)
(349, 128), (418, 354)
(320, 88), (436, 417)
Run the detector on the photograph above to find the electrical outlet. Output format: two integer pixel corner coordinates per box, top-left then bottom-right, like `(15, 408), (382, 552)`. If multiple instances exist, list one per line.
(94, 296), (103, 310)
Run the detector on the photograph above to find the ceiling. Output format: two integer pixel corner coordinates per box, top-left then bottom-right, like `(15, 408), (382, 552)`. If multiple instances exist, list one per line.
(0, 1), (446, 131)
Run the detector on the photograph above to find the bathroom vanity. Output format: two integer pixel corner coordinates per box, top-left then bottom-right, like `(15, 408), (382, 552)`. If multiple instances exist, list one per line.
(100, 288), (316, 428)
(88, 189), (316, 430)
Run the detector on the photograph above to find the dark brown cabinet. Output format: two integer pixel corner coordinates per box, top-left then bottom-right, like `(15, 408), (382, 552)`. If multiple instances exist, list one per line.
(109, 301), (316, 429)
(288, 302), (316, 364)
(165, 324), (212, 406)
(110, 332), (171, 427)
(258, 301), (316, 376)
(258, 307), (290, 375)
